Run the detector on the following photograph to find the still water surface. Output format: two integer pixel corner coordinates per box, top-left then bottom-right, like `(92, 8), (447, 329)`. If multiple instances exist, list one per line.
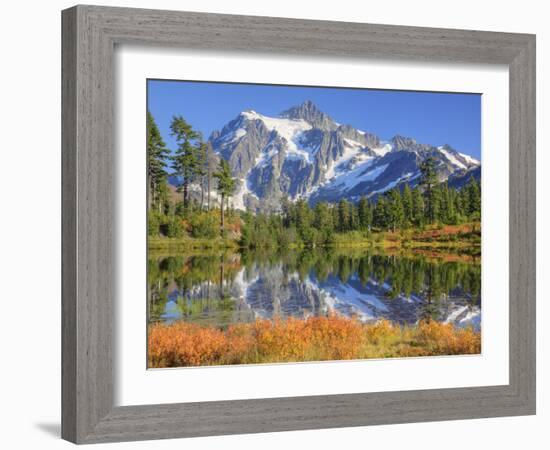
(148, 249), (481, 331)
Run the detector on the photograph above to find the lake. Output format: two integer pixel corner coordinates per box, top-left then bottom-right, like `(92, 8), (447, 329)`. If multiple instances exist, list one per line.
(148, 248), (481, 332)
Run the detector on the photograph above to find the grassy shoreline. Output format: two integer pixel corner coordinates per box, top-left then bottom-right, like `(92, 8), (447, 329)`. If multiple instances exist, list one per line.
(148, 221), (481, 260)
(148, 236), (239, 253)
(148, 316), (481, 368)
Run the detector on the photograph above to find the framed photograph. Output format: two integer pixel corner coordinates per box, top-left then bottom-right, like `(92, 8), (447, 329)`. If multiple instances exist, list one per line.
(62, 5), (536, 444)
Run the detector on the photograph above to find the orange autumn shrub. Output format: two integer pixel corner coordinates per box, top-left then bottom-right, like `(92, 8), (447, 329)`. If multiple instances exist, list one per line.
(363, 319), (396, 344)
(148, 322), (228, 367)
(249, 316), (366, 362)
(415, 320), (481, 355)
(148, 316), (481, 368)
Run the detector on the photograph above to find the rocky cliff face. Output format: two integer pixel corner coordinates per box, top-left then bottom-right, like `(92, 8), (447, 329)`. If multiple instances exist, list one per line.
(205, 100), (480, 211)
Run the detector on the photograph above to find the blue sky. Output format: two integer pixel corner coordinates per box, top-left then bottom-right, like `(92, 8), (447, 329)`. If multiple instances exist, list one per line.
(147, 79), (481, 160)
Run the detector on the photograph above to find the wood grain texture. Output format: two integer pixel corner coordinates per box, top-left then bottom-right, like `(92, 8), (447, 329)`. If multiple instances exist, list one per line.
(61, 7), (77, 443)
(61, 4), (536, 444)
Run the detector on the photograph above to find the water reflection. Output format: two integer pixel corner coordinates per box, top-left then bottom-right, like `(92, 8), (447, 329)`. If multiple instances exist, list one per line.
(148, 249), (481, 331)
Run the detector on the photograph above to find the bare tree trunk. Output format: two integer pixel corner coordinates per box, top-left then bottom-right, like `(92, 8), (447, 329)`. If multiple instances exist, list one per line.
(200, 180), (204, 211)
(207, 172), (211, 211)
(183, 181), (188, 208)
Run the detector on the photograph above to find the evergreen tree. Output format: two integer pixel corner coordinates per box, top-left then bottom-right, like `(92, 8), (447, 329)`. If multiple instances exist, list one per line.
(170, 115), (200, 208)
(386, 189), (405, 232)
(420, 156), (439, 223)
(373, 196), (388, 229)
(439, 183), (456, 224)
(349, 202), (360, 231)
(432, 184), (444, 222)
(331, 203), (340, 232)
(411, 187), (425, 225)
(147, 111), (169, 212)
(281, 196), (294, 227)
(213, 159), (236, 236)
(337, 199), (351, 232)
(454, 188), (465, 220)
(466, 177), (481, 219)
(358, 196), (372, 230)
(314, 202), (334, 241)
(402, 184), (413, 225)
(295, 199), (312, 237)
(196, 140), (208, 210)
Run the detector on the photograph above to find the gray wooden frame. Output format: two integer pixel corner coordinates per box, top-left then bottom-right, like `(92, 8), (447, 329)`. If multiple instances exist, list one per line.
(62, 4), (536, 444)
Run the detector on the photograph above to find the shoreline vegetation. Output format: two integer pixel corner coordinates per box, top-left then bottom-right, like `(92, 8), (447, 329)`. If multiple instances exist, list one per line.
(148, 316), (481, 368)
(148, 221), (481, 261)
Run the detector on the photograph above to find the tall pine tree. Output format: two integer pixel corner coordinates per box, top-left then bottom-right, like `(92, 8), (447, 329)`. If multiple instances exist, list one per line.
(402, 184), (413, 225)
(373, 196), (388, 229)
(420, 156), (439, 223)
(386, 189), (405, 232)
(358, 196), (372, 230)
(314, 202), (334, 241)
(170, 115), (200, 208)
(466, 177), (481, 219)
(147, 111), (169, 212)
(337, 199), (351, 232)
(196, 140), (209, 210)
(411, 187), (425, 226)
(213, 159), (236, 236)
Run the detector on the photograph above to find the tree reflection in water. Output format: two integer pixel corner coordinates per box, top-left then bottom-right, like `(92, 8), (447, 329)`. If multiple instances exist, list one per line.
(147, 248), (481, 330)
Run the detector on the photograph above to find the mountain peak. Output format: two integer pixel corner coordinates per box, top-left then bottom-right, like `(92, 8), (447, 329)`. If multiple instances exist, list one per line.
(280, 100), (320, 119)
(439, 143), (455, 151)
(206, 101), (480, 211)
(280, 100), (338, 131)
(391, 134), (418, 150)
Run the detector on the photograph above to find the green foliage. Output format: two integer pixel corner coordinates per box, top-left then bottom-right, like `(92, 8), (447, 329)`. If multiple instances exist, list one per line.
(314, 202), (336, 244)
(402, 184), (413, 225)
(238, 174), (481, 249)
(214, 159), (237, 236)
(373, 196), (388, 229)
(337, 199), (351, 232)
(148, 211), (162, 236)
(358, 196), (372, 230)
(166, 219), (183, 239)
(240, 212), (281, 248)
(411, 186), (425, 225)
(149, 213), (186, 238)
(466, 176), (481, 216)
(164, 216), (185, 238)
(420, 156), (439, 222)
(386, 189), (405, 231)
(147, 111), (170, 212)
(214, 159), (236, 199)
(170, 115), (201, 207)
(189, 211), (219, 239)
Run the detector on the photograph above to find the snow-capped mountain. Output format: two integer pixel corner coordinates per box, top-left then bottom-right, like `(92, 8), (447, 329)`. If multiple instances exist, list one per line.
(207, 100), (480, 211)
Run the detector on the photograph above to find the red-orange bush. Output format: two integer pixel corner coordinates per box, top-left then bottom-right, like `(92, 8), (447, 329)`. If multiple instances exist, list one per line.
(415, 320), (481, 355)
(148, 316), (481, 368)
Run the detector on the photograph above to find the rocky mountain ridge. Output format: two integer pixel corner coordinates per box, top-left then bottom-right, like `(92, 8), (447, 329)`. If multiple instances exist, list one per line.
(202, 100), (481, 211)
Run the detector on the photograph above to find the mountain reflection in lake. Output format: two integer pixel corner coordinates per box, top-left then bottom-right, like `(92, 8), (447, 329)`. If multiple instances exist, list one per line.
(148, 249), (481, 332)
